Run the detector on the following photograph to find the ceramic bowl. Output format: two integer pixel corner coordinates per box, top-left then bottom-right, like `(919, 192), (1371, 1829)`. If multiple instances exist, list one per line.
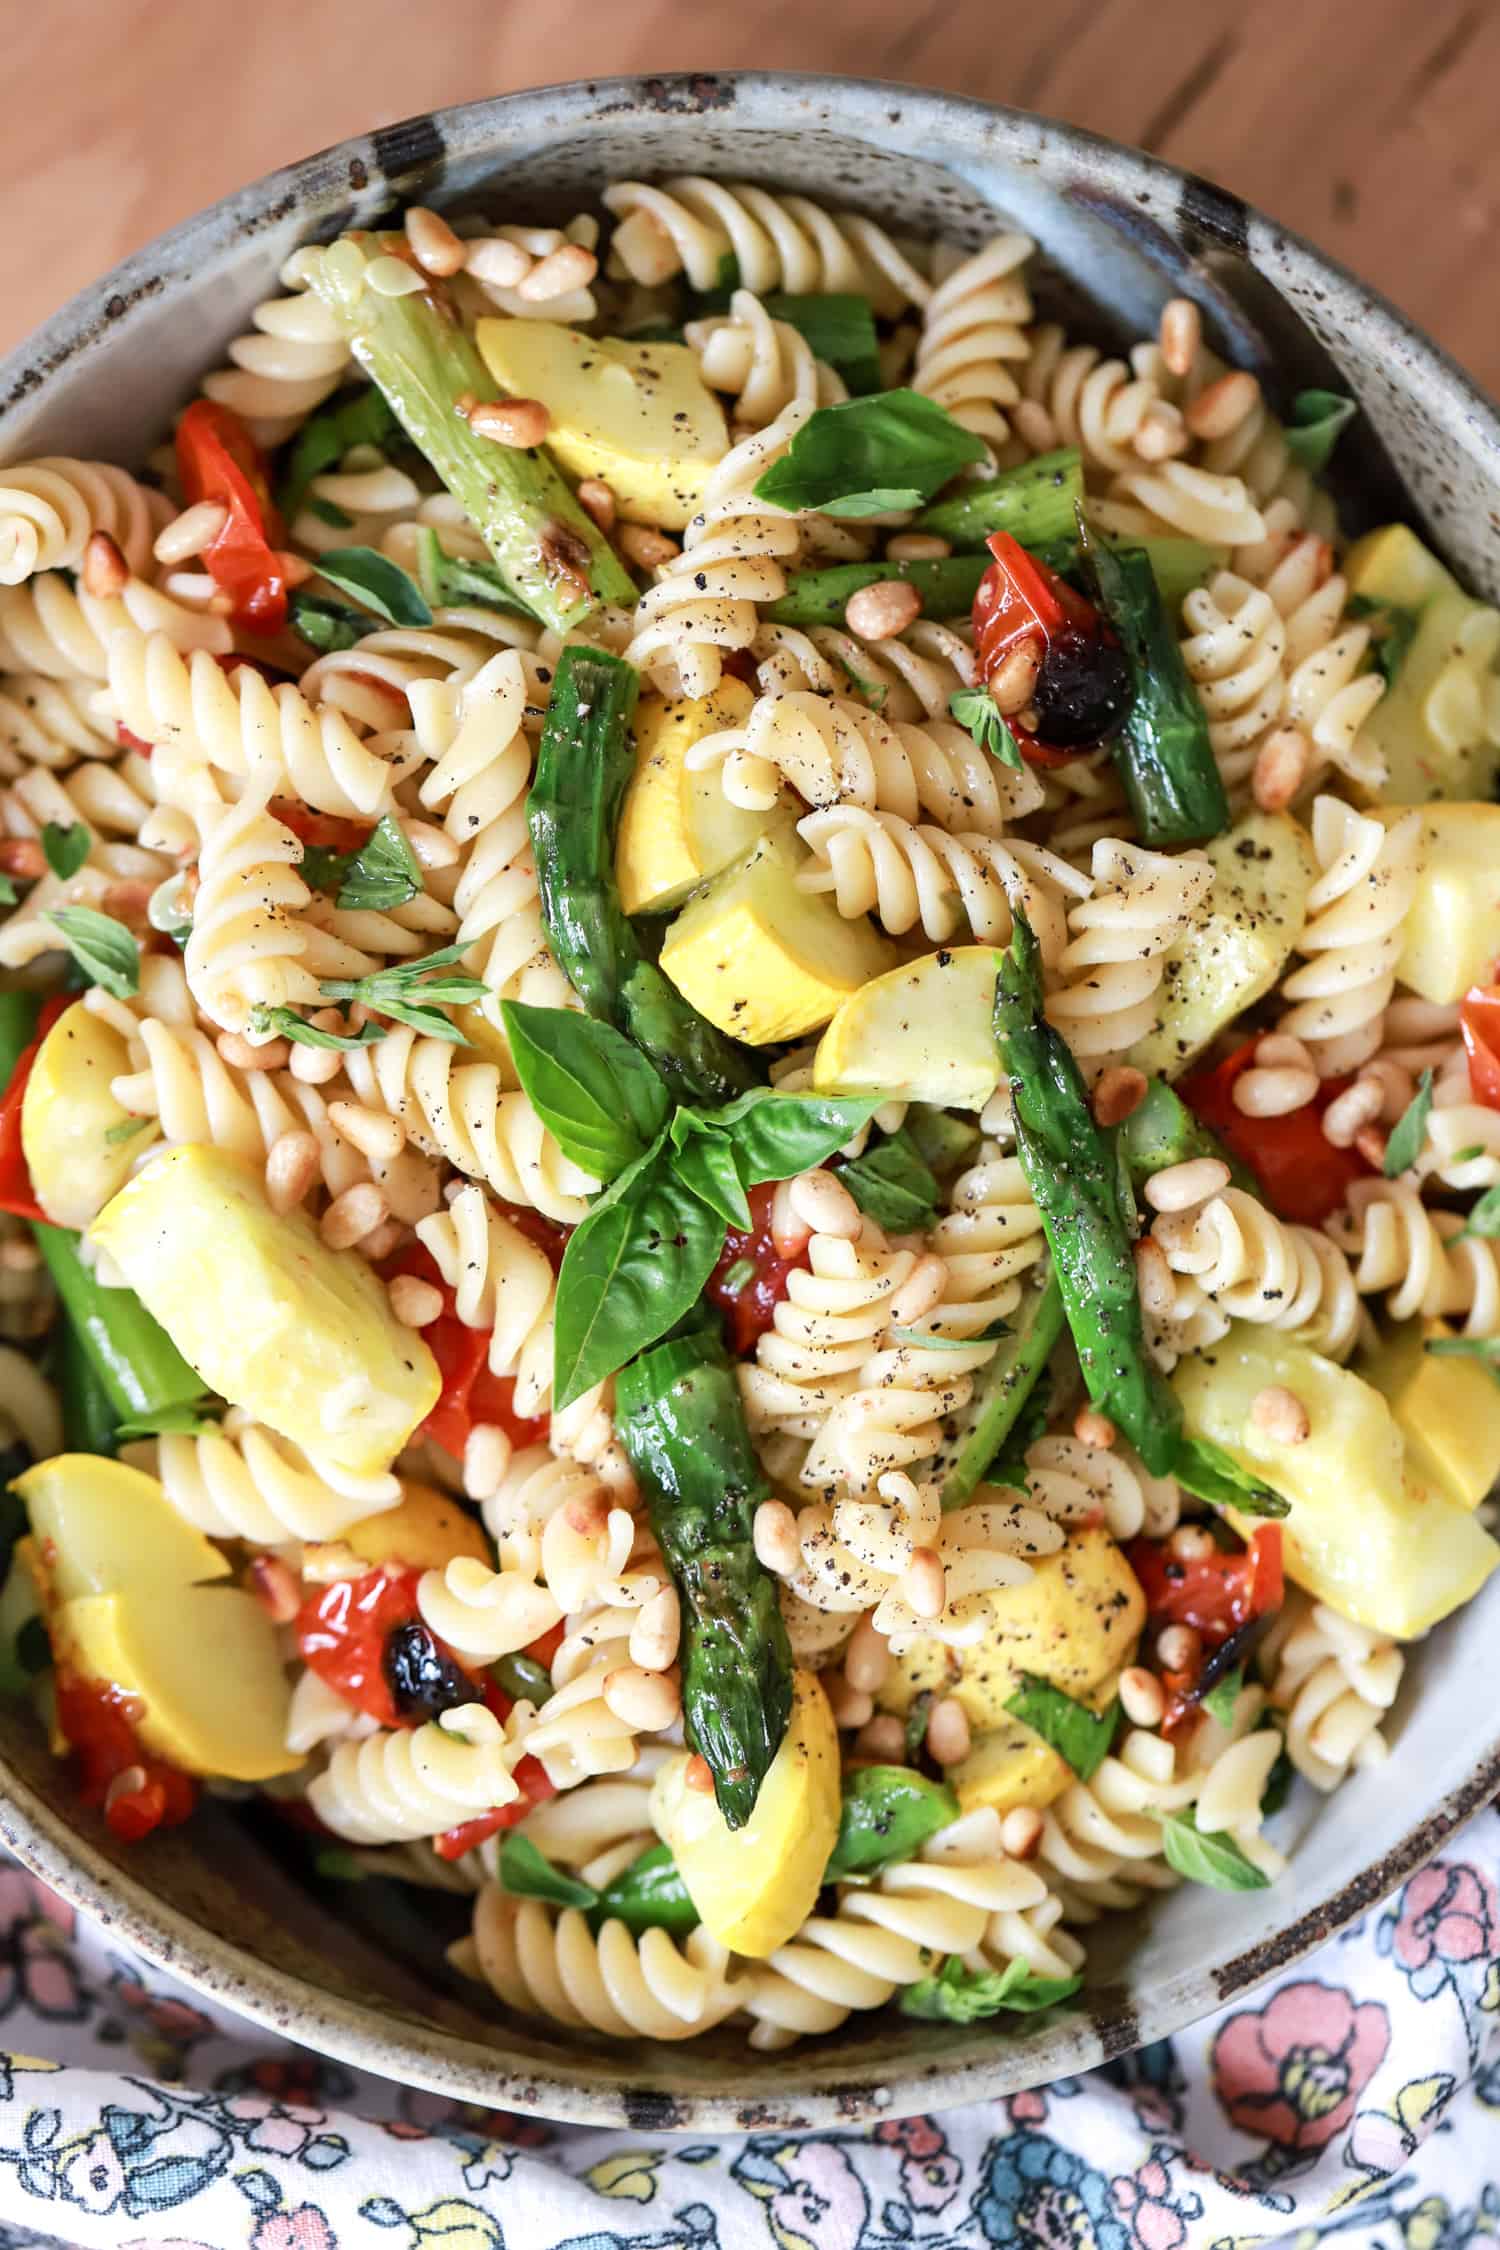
(1, 71), (1497, 2131)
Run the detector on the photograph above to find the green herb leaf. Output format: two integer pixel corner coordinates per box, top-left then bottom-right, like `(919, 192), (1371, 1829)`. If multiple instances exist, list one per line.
(103, 1117), (151, 1146)
(590, 1842), (700, 1937)
(1175, 1434), (1290, 1519)
(277, 382), (400, 523)
(1385, 1069), (1434, 1176)
(826, 1766), (959, 1879)
(41, 822), (90, 881)
(753, 389), (987, 518)
(0, 875), (15, 907)
(320, 944), (488, 1045)
(552, 1134), (728, 1409)
(413, 527), (541, 619)
(904, 1105), (981, 1174)
(1283, 389), (1358, 474)
(1004, 1674), (1120, 1782)
(247, 1004), (386, 1052)
(671, 1129), (752, 1229)
(305, 496), (354, 529)
(761, 292), (882, 396)
(904, 1689), (934, 1765)
(688, 1087), (880, 1187)
(289, 590), (372, 653)
(498, 1834), (600, 1910)
(1425, 1334), (1500, 1364)
(501, 1000), (671, 1182)
(949, 687), (1023, 769)
(335, 813), (423, 914)
(43, 907), (139, 997)
(838, 1125), (941, 1232)
(900, 1954), (1083, 2022)
(299, 842), (356, 895)
(114, 1400), (222, 1440)
(1258, 1719), (1294, 1817)
(313, 546), (432, 628)
(1458, 1183), (1500, 1240)
(1349, 596), (1419, 690)
(313, 1847), (369, 1883)
(1201, 1667), (1245, 1729)
(1161, 1805), (1271, 1891)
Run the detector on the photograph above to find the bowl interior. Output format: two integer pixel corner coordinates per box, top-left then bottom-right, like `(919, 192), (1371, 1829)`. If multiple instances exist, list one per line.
(1, 72), (1498, 2129)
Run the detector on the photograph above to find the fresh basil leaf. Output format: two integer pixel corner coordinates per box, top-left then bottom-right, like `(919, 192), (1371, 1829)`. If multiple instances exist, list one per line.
(900, 1954), (1083, 2023)
(1458, 1183), (1500, 1240)
(1258, 1721), (1294, 1817)
(502, 1000), (671, 1182)
(1425, 1334), (1500, 1364)
(691, 1087), (881, 1187)
(289, 590), (371, 653)
(552, 1135), (727, 1409)
(314, 546), (432, 628)
(826, 1766), (959, 1879)
(305, 497), (354, 529)
(1451, 1144), (1486, 1166)
(1004, 1674), (1120, 1783)
(41, 822), (90, 881)
(247, 1004), (386, 1052)
(949, 686), (1023, 770)
(1349, 596), (1418, 690)
(838, 1125), (940, 1231)
(1201, 1666), (1244, 1730)
(103, 1117), (151, 1146)
(590, 1841), (700, 1937)
(498, 1834), (600, 1910)
(414, 528), (535, 619)
(299, 842), (356, 895)
(1384, 1068), (1434, 1176)
(1174, 1435), (1291, 1519)
(1161, 1806), (1271, 1891)
(672, 1129), (752, 1228)
(320, 946), (488, 1045)
(762, 292), (882, 396)
(336, 814), (423, 914)
(1283, 390), (1358, 474)
(0, 875), (15, 907)
(753, 389), (987, 519)
(114, 1401), (221, 1440)
(43, 907), (139, 998)
(277, 383), (400, 523)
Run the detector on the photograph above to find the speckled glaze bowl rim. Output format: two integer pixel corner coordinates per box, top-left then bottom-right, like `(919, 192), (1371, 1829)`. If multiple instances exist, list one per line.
(1, 69), (1498, 2131)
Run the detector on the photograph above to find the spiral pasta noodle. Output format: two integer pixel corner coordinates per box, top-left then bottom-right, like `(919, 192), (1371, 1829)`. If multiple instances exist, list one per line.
(1178, 571), (1288, 794)
(1021, 1434), (1182, 1543)
(0, 569), (230, 688)
(1093, 462), (1264, 548)
(183, 788), (320, 1038)
(795, 804), (1083, 962)
(1015, 325), (1184, 476)
(687, 293), (846, 428)
(1261, 1594), (1403, 1792)
(199, 285), (353, 447)
(1325, 1178), (1500, 1333)
(1277, 798), (1424, 1075)
(0, 672), (117, 771)
(1045, 837), (1213, 1065)
(0, 459), (170, 585)
(603, 179), (930, 314)
(477, 1446), (644, 1619)
(740, 1225), (916, 1446)
(752, 615), (977, 723)
(148, 1417), (400, 1546)
(415, 1184), (555, 1420)
(912, 233), (1034, 451)
(463, 1885), (742, 2041)
(308, 1702), (519, 1845)
(1150, 1182), (1360, 1359)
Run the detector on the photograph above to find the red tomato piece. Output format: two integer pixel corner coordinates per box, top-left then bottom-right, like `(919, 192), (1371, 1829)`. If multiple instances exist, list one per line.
(269, 801), (373, 855)
(972, 532), (1112, 767)
(175, 400), (288, 635)
(706, 1179), (812, 1354)
(1180, 1042), (1373, 1226)
(0, 994), (71, 1220)
(1128, 1524), (1284, 1641)
(431, 1755), (557, 1860)
(382, 1243), (551, 1461)
(1461, 987), (1500, 1110)
(54, 1672), (197, 1843)
(296, 1567), (425, 1729)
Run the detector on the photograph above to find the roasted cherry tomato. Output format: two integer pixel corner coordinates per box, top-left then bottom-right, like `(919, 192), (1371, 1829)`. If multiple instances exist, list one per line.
(269, 802), (373, 855)
(0, 995), (71, 1221)
(1180, 1041), (1373, 1226)
(1461, 986), (1500, 1110)
(1127, 1524), (1284, 1734)
(432, 1754), (558, 1860)
(297, 1566), (432, 1729)
(54, 1672), (197, 1843)
(972, 532), (1129, 763)
(706, 1179), (813, 1354)
(175, 400), (288, 635)
(381, 1243), (552, 1461)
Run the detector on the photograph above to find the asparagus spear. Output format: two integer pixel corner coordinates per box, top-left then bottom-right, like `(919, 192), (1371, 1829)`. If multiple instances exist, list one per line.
(932, 1264), (1065, 1509)
(914, 448), (1084, 549)
(30, 1223), (204, 1425)
(765, 553), (988, 629)
(1088, 539), (1230, 847)
(616, 1325), (793, 1829)
(301, 234), (635, 632)
(993, 917), (1182, 1473)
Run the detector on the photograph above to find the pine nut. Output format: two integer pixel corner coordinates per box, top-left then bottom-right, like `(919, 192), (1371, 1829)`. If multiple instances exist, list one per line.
(366, 255), (426, 298)
(575, 478), (617, 533)
(1156, 1623), (1201, 1673)
(1073, 1408), (1117, 1451)
(453, 391), (478, 421)
(361, 1219), (403, 1262)
(787, 1167), (861, 1240)
(389, 1273), (443, 1328)
(1000, 1805), (1045, 1860)
(1252, 724), (1311, 813)
(685, 1752), (716, 1794)
(888, 1253), (947, 1326)
(465, 237), (533, 288)
(1144, 1157), (1230, 1213)
(468, 398), (552, 449)
(320, 1181), (388, 1251)
(81, 530), (129, 598)
(1092, 1065), (1148, 1127)
(153, 501), (228, 565)
(1134, 1236), (1176, 1318)
(630, 1584), (680, 1671)
(902, 1547), (946, 1620)
(1169, 1524), (1217, 1562)
(853, 1713), (907, 1761)
(753, 1498), (802, 1576)
(1119, 1665), (1167, 1729)
(249, 1553), (301, 1624)
(844, 1616), (891, 1695)
(288, 1010), (347, 1084)
(1185, 369), (1260, 442)
(328, 1099), (407, 1164)
(884, 533), (951, 563)
(1233, 1063), (1319, 1117)
(0, 1237), (40, 1272)
(405, 205), (466, 278)
(279, 550), (315, 588)
(1322, 1077), (1384, 1148)
(1158, 297), (1202, 380)
(0, 839), (45, 880)
(516, 244), (598, 301)
(927, 1695), (971, 1766)
(603, 1665), (681, 1732)
(845, 579), (923, 640)
(827, 1676), (875, 1729)
(265, 1130), (320, 1213)
(616, 523), (680, 571)
(986, 639), (1042, 716)
(1355, 1124), (1389, 1171)
(462, 1421), (511, 1501)
(563, 1491), (609, 1539)
(217, 1030), (288, 1073)
(99, 880), (153, 927)
(1251, 1384), (1311, 1444)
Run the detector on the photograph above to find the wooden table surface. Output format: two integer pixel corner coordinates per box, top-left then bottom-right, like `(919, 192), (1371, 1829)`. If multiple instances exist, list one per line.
(6, 0), (1497, 396)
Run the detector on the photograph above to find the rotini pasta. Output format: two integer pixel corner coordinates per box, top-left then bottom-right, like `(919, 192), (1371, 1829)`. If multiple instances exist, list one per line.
(462, 1885), (742, 2040)
(1045, 838), (1213, 1065)
(199, 284), (352, 446)
(1261, 1594), (1403, 1791)
(912, 234), (1034, 452)
(795, 804), (1083, 961)
(308, 1701), (519, 1845)
(147, 1415), (400, 1546)
(1277, 798), (1424, 1074)
(603, 179), (929, 314)
(1150, 1181), (1360, 1358)
(0, 459), (169, 585)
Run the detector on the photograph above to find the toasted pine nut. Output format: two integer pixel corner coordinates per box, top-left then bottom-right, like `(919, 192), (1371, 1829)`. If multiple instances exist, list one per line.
(927, 1695), (971, 1766)
(153, 501), (228, 565)
(1158, 297), (1202, 380)
(100, 880), (152, 926)
(328, 1098), (407, 1164)
(320, 1181), (388, 1251)
(217, 1029), (288, 1073)
(901, 1547), (946, 1620)
(1073, 1408), (1117, 1451)
(630, 1584), (680, 1671)
(1355, 1124), (1389, 1171)
(827, 1676), (875, 1729)
(845, 578), (923, 641)
(389, 1273), (444, 1328)
(768, 1177), (813, 1259)
(0, 1237), (40, 1272)
(1251, 1383), (1311, 1445)
(1233, 1062), (1319, 1117)
(1322, 1077), (1384, 1148)
(575, 478), (617, 533)
(1144, 1156), (1230, 1213)
(516, 243), (598, 301)
(279, 550), (315, 588)
(616, 523), (680, 571)
(405, 205), (467, 278)
(289, 1010), (347, 1084)
(1092, 1065), (1148, 1127)
(787, 1167), (861, 1241)
(453, 391), (478, 421)
(1012, 399), (1058, 453)
(1119, 1665), (1167, 1729)
(1185, 369), (1260, 442)
(603, 1665), (681, 1732)
(1169, 1523), (1217, 1562)
(753, 1498), (802, 1577)
(468, 398), (552, 449)
(465, 236), (533, 288)
(885, 532), (952, 563)
(854, 1713), (907, 1761)
(361, 1219), (403, 1262)
(1156, 1623), (1201, 1673)
(1134, 1236), (1176, 1317)
(249, 1553), (301, 1624)
(1252, 724), (1311, 813)
(0, 838), (45, 880)
(1000, 1806), (1045, 1860)
(986, 638), (1042, 716)
(265, 1130), (320, 1213)
(685, 1752), (715, 1794)
(563, 1491), (609, 1539)
(889, 1253), (947, 1326)
(82, 530), (129, 598)
(462, 1421), (511, 1501)
(844, 1615), (891, 1695)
